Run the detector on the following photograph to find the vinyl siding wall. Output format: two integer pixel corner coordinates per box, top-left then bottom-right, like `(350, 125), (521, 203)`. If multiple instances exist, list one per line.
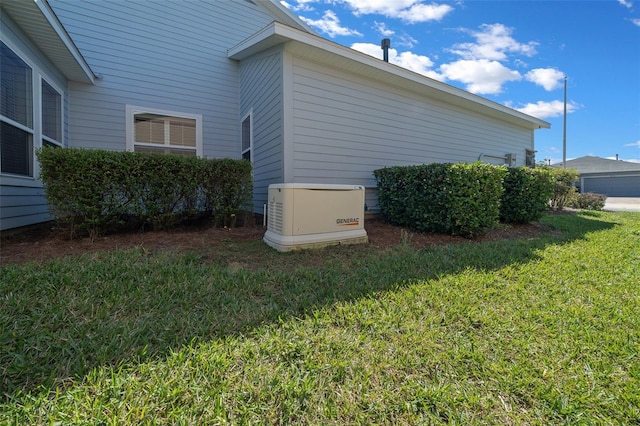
(290, 57), (533, 211)
(239, 48), (285, 211)
(49, 0), (277, 158)
(0, 12), (68, 230)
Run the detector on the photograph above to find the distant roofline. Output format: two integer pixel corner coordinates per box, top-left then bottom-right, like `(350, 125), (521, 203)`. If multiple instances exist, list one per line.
(551, 156), (640, 173)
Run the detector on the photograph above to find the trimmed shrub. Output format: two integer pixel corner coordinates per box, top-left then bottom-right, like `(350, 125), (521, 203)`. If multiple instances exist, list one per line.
(549, 167), (579, 210)
(500, 167), (554, 223)
(37, 148), (252, 237)
(568, 192), (607, 210)
(199, 158), (253, 227)
(443, 162), (507, 237)
(374, 162), (506, 238)
(374, 163), (449, 231)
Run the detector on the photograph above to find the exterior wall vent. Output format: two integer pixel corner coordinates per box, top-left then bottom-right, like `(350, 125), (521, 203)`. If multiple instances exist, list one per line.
(381, 38), (390, 62)
(267, 199), (284, 233)
(263, 183), (368, 252)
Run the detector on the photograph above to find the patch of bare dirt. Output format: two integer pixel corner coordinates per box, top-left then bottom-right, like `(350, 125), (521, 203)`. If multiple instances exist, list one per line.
(0, 218), (553, 266)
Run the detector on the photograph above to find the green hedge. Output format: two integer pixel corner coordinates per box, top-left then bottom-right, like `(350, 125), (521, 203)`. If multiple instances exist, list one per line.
(500, 167), (554, 223)
(548, 167), (579, 210)
(374, 162), (507, 238)
(568, 192), (607, 210)
(37, 148), (252, 237)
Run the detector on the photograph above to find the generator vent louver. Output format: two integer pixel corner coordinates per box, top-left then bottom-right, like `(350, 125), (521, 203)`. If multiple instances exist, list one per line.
(268, 200), (283, 233)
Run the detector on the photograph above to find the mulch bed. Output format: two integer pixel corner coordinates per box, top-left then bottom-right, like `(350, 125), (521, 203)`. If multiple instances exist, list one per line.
(0, 218), (552, 266)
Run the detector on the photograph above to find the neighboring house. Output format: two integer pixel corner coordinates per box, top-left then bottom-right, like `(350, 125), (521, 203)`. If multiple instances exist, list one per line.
(552, 156), (640, 197)
(1, 0), (550, 231)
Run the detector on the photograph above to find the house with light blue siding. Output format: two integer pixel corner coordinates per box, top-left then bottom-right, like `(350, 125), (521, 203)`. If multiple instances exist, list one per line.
(1, 0), (550, 231)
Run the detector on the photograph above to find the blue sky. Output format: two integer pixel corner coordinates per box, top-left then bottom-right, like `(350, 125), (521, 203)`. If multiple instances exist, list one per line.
(281, 0), (640, 164)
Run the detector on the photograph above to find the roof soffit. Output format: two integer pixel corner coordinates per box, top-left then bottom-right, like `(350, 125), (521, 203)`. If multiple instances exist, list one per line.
(2, 0), (95, 84)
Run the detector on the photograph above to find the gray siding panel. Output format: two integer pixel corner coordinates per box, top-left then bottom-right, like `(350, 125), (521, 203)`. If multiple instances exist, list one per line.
(50, 0), (277, 157)
(0, 186), (51, 231)
(291, 57), (533, 196)
(239, 49), (284, 212)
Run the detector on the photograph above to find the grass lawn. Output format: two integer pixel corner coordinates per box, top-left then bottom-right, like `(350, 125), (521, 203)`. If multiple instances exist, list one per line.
(1, 211), (639, 424)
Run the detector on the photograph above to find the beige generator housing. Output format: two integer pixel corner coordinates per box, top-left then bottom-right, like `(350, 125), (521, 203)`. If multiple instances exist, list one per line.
(264, 183), (369, 252)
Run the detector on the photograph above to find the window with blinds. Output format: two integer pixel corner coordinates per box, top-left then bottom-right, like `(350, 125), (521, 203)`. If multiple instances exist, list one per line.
(42, 79), (62, 145)
(132, 112), (198, 156)
(1, 41), (34, 177)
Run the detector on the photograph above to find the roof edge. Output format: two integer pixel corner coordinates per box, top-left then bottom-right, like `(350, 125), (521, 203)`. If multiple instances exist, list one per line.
(36, 0), (95, 83)
(258, 0), (317, 35)
(229, 22), (551, 130)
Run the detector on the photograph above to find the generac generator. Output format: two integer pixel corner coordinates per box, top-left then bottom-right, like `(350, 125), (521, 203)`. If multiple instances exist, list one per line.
(263, 183), (368, 252)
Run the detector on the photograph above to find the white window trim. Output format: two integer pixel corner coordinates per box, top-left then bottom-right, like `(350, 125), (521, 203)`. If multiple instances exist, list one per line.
(241, 109), (253, 161)
(0, 38), (65, 184)
(125, 105), (203, 157)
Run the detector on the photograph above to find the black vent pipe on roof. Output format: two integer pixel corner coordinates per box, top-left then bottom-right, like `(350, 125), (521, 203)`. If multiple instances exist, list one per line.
(381, 38), (390, 62)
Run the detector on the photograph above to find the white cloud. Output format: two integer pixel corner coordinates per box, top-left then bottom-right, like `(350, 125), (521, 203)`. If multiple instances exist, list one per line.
(449, 23), (538, 61)
(395, 51), (441, 78)
(281, 0), (315, 12)
(338, 0), (453, 23)
(624, 141), (640, 147)
(436, 24), (540, 94)
(439, 59), (521, 94)
(374, 21), (394, 36)
(619, 0), (633, 8)
(351, 42), (442, 79)
(351, 42), (391, 59)
(525, 68), (565, 91)
(301, 10), (362, 37)
(397, 33), (418, 49)
(395, 3), (454, 23)
(631, 18), (640, 27)
(515, 100), (579, 119)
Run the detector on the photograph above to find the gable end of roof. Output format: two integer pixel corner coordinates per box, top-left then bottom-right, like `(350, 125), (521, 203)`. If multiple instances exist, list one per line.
(2, 0), (95, 84)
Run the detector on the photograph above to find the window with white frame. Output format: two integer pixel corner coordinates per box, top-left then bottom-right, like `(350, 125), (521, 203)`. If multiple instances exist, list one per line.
(241, 111), (252, 161)
(1, 41), (63, 178)
(1, 41), (34, 177)
(41, 79), (62, 147)
(126, 106), (202, 156)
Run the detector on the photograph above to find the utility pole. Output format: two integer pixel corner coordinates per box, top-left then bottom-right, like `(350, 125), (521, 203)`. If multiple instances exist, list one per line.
(563, 75), (567, 169)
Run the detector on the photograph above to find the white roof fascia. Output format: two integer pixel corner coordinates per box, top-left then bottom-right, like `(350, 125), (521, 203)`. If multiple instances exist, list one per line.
(229, 22), (550, 131)
(228, 22), (300, 59)
(2, 0), (95, 84)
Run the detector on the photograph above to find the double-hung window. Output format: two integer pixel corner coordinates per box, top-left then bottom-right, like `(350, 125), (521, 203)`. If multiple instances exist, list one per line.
(126, 105), (202, 156)
(1, 41), (63, 178)
(1, 41), (34, 176)
(41, 79), (62, 148)
(241, 111), (252, 161)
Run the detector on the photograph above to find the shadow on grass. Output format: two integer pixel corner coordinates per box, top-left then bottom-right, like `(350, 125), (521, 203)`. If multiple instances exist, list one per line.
(0, 212), (618, 401)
